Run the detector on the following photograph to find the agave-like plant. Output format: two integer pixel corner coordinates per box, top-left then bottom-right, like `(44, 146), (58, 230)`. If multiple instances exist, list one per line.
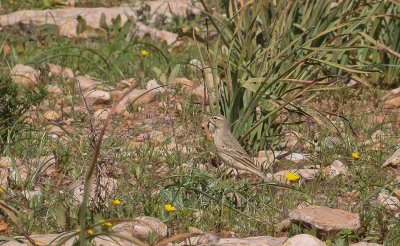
(197, 0), (396, 151)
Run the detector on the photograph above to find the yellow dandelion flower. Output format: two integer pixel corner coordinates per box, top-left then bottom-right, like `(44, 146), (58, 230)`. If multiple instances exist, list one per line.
(352, 152), (360, 159)
(0, 188), (3, 195)
(112, 199), (121, 205)
(101, 221), (113, 227)
(140, 49), (149, 57)
(164, 204), (176, 212)
(284, 172), (300, 182)
(86, 229), (93, 235)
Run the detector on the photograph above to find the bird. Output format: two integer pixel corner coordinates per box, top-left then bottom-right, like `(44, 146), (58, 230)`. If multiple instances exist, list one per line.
(208, 114), (272, 182)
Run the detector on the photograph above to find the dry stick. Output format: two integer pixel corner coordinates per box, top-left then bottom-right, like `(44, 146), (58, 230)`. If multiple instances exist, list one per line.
(77, 85), (138, 246)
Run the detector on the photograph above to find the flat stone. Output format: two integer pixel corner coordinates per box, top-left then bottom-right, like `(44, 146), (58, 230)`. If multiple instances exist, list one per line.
(289, 205), (361, 232)
(47, 85), (64, 96)
(115, 89), (156, 114)
(322, 136), (341, 149)
(93, 108), (110, 121)
(214, 236), (287, 246)
(117, 78), (138, 90)
(48, 63), (74, 79)
(46, 125), (65, 136)
(11, 64), (40, 88)
(382, 147), (400, 168)
(285, 153), (310, 162)
(146, 79), (166, 93)
(76, 75), (100, 91)
(351, 242), (383, 246)
(84, 90), (111, 105)
(384, 96), (400, 109)
(112, 216), (167, 241)
(43, 110), (61, 121)
(282, 234), (327, 246)
(377, 190), (400, 211)
(325, 160), (347, 178)
(172, 77), (194, 92)
(1, 233), (121, 246)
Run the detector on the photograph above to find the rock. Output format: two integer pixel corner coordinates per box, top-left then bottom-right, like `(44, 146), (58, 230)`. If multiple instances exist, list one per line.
(0, 157), (17, 168)
(46, 85), (63, 95)
(146, 79), (165, 93)
(59, 19), (79, 38)
(43, 110), (61, 121)
(112, 216), (167, 241)
(93, 108), (110, 121)
(76, 75), (100, 91)
(192, 84), (216, 105)
(48, 63), (74, 79)
(289, 205), (361, 232)
(282, 234), (327, 246)
(11, 64), (40, 88)
(276, 218), (292, 232)
(325, 160), (347, 178)
(214, 236), (287, 246)
(351, 242), (383, 246)
(382, 147), (400, 168)
(115, 89), (156, 113)
(1, 233), (121, 246)
(322, 136), (341, 149)
(377, 190), (400, 211)
(285, 153), (310, 162)
(179, 233), (219, 245)
(274, 169), (319, 183)
(189, 58), (203, 72)
(46, 125), (65, 136)
(384, 97), (400, 109)
(172, 77), (194, 92)
(117, 78), (138, 90)
(84, 90), (111, 105)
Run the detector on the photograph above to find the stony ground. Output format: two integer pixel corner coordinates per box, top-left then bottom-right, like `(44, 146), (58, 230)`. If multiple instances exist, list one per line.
(0, 1), (400, 246)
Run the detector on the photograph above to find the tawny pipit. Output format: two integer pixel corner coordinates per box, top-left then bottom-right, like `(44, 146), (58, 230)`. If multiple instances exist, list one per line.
(208, 115), (272, 182)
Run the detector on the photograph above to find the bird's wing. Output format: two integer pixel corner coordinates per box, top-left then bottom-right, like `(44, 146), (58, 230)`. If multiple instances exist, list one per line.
(219, 142), (261, 171)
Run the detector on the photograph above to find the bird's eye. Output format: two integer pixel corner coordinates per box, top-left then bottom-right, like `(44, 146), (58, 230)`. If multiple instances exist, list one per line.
(212, 116), (217, 120)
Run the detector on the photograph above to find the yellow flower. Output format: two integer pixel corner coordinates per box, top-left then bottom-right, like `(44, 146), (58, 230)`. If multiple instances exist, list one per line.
(101, 221), (113, 227)
(112, 199), (121, 205)
(140, 49), (149, 57)
(86, 229), (93, 235)
(352, 152), (360, 159)
(0, 188), (3, 195)
(284, 172), (300, 182)
(164, 204), (176, 212)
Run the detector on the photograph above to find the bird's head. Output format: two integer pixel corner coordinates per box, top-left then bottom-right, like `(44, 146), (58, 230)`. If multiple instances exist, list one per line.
(208, 115), (227, 129)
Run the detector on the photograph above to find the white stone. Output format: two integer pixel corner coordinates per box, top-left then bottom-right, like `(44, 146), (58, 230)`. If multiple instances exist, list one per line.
(146, 79), (165, 93)
(11, 64), (40, 88)
(282, 234), (327, 246)
(382, 147), (400, 168)
(112, 216), (167, 240)
(93, 108), (110, 121)
(377, 190), (400, 211)
(76, 75), (100, 91)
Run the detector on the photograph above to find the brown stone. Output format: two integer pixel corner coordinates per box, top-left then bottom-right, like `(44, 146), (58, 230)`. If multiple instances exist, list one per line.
(289, 205), (361, 232)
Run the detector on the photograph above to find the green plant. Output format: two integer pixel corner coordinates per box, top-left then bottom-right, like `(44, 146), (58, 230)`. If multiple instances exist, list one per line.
(0, 76), (46, 149)
(197, 0), (395, 151)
